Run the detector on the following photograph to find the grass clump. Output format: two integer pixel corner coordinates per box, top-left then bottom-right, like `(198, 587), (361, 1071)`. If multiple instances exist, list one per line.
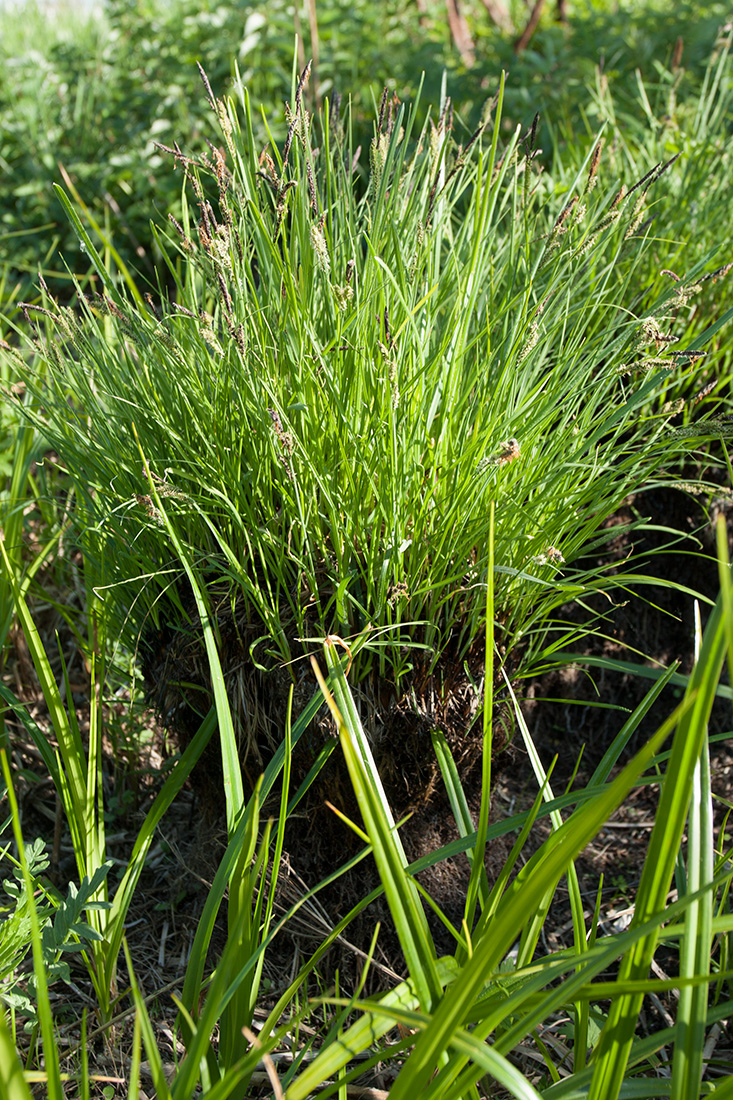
(10, 62), (730, 754)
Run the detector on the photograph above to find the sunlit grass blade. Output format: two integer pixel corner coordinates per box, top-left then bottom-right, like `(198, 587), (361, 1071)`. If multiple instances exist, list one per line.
(283, 957), (458, 1100)
(1, 750), (63, 1100)
(588, 579), (729, 1098)
(314, 644), (443, 1012)
(386, 695), (691, 1100)
(0, 1008), (33, 1100)
(0, 537), (87, 859)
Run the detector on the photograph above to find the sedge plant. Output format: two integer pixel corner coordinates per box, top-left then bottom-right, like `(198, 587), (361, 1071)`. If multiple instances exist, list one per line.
(9, 62), (732, 740)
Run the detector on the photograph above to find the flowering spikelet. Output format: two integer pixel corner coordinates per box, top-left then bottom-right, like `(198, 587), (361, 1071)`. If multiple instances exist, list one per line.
(429, 118), (443, 178)
(667, 417), (733, 440)
(518, 321), (539, 363)
(667, 349), (706, 364)
(701, 262), (733, 284)
(197, 61), (216, 109)
(0, 338), (24, 365)
(672, 281), (703, 309)
(168, 213), (195, 252)
(377, 340), (399, 409)
(389, 361), (399, 409)
(377, 86), (389, 134)
(387, 581), (409, 607)
(148, 469), (187, 502)
(233, 323), (247, 358)
(136, 495), (165, 527)
(637, 316), (675, 349)
(409, 222), (426, 280)
(370, 133), (389, 196)
(217, 272), (234, 323)
(216, 99), (235, 158)
(553, 195), (578, 236)
(624, 194), (647, 238)
(618, 356), (678, 375)
(211, 226), (233, 272)
(571, 201), (587, 228)
(269, 408), (295, 482)
(305, 160), (319, 218)
(199, 312), (223, 356)
(692, 379), (717, 404)
(585, 141), (603, 193)
(310, 222), (331, 274)
(282, 104), (299, 172)
(332, 284), (354, 311)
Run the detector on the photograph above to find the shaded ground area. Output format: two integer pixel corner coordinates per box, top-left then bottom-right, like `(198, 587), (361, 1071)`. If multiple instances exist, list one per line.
(2, 485), (732, 1087)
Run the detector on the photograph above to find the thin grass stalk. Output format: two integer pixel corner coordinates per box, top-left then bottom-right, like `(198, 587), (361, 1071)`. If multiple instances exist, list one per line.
(218, 804), (267, 1080)
(134, 427), (245, 836)
(669, 557), (720, 1097)
(0, 540), (87, 852)
(1, 750), (63, 1100)
(670, 722), (714, 1098)
(127, 1013), (142, 1100)
(122, 939), (173, 1100)
(588, 562), (730, 1097)
(314, 646), (443, 1012)
(430, 726), (489, 925)
(503, 669), (591, 1068)
(462, 499), (495, 944)
(387, 697), (691, 1100)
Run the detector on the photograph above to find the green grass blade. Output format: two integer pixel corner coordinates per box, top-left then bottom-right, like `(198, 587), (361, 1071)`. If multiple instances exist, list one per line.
(0, 1010), (33, 1100)
(314, 646), (443, 1012)
(386, 696), (690, 1100)
(1, 751), (63, 1100)
(134, 428), (245, 836)
(589, 585), (728, 1098)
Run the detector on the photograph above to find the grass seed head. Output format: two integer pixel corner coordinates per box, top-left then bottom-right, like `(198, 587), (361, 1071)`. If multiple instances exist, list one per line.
(310, 222), (331, 274)
(585, 141), (603, 193)
(478, 439), (521, 471)
(518, 320), (539, 363)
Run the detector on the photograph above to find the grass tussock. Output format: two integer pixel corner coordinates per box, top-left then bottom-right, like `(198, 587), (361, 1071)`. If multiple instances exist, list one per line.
(12, 62), (733, 748)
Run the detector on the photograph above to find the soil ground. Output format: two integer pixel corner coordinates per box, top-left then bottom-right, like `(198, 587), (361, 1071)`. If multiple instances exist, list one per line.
(3, 485), (732, 1091)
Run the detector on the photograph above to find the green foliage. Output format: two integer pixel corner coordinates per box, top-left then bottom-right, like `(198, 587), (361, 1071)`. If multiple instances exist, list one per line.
(2, 0), (732, 312)
(0, 835), (111, 1026)
(2, 560), (732, 1095)
(15, 65), (732, 707)
(2, 3), (733, 1096)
